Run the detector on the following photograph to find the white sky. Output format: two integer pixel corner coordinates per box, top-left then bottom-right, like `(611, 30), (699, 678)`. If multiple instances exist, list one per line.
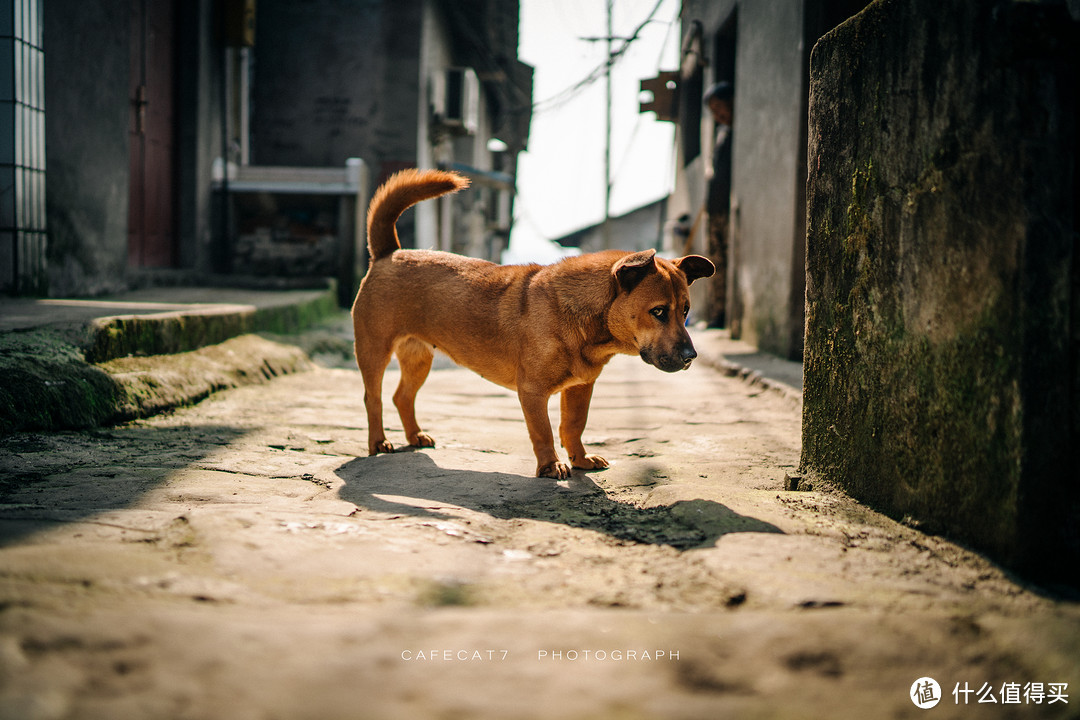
(505, 0), (681, 264)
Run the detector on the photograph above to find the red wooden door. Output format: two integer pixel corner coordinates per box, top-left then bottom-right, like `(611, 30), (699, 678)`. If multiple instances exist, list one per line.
(128, 0), (177, 268)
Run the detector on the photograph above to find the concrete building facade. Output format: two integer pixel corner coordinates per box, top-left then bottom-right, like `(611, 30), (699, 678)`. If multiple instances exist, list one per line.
(15, 0), (530, 300)
(669, 0), (866, 360)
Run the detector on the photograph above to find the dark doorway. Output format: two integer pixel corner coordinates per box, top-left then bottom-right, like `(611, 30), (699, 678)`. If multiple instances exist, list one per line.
(128, 0), (177, 268)
(713, 10), (737, 88)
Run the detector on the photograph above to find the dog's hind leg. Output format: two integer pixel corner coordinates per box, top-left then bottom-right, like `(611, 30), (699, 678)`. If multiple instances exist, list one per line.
(393, 338), (436, 448)
(358, 343), (395, 455)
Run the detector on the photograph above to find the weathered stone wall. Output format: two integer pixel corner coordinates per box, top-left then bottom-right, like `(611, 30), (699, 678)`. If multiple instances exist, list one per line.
(250, 0), (421, 172)
(44, 0), (132, 296)
(802, 0), (1078, 583)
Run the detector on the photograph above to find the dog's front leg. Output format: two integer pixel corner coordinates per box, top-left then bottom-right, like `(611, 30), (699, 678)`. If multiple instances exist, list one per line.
(560, 382), (609, 471)
(517, 387), (570, 479)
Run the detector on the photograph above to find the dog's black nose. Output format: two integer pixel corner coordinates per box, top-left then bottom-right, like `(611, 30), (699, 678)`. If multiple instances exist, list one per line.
(679, 344), (697, 365)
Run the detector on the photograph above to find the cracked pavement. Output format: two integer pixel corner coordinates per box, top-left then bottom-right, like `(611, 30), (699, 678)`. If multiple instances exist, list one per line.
(0, 342), (1077, 719)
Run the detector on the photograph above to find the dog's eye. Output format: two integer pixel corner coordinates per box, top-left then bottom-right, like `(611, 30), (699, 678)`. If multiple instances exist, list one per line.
(650, 306), (668, 321)
(683, 304), (690, 317)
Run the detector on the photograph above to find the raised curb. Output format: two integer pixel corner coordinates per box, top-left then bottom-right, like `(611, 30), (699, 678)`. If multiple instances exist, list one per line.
(690, 329), (803, 406)
(84, 288), (338, 363)
(1, 286), (338, 434)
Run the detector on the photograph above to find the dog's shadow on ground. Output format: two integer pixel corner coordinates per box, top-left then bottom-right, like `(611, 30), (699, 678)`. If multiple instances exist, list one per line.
(336, 450), (782, 550)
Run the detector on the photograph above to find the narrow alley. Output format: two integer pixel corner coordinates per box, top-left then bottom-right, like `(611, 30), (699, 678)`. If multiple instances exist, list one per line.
(1, 340), (1075, 719)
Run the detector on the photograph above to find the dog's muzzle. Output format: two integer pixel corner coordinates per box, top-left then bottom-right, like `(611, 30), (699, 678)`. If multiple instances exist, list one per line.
(679, 344), (697, 367)
(641, 343), (697, 373)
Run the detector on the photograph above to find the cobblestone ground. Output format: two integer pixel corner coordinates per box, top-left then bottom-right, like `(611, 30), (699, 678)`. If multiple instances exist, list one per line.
(0, 346), (1077, 719)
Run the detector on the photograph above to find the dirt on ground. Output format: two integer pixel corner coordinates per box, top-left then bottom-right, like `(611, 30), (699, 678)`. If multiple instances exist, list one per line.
(0, 335), (1077, 719)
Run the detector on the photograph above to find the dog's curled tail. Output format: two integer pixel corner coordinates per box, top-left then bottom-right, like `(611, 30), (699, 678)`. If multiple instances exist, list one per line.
(366, 168), (470, 261)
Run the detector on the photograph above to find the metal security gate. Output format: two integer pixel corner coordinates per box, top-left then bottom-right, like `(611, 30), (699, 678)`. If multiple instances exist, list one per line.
(0, 0), (46, 295)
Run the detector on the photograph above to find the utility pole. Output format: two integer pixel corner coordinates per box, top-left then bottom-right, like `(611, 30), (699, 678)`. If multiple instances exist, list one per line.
(584, 3), (617, 250)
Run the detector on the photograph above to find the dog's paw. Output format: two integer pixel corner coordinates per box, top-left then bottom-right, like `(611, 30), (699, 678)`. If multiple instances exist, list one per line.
(572, 454), (609, 471)
(409, 432), (436, 448)
(537, 461), (571, 480)
(369, 440), (395, 455)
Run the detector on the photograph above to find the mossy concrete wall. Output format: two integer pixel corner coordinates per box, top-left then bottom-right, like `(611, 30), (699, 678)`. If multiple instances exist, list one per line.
(802, 0), (1078, 584)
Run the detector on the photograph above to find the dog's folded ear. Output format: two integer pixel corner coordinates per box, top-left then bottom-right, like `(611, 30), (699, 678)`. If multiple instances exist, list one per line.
(613, 249), (657, 291)
(675, 255), (715, 285)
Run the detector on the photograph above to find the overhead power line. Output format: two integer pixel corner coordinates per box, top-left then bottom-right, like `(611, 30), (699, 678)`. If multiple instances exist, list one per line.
(530, 0), (667, 116)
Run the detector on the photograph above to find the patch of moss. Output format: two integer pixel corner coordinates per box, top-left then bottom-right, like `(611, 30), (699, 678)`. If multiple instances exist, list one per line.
(253, 292), (338, 335)
(418, 579), (476, 607)
(0, 330), (121, 434)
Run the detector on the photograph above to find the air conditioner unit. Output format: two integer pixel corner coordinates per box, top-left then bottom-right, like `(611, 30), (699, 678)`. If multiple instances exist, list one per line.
(432, 67), (479, 136)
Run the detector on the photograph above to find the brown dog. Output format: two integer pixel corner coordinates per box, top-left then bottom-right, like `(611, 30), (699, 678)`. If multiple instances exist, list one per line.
(352, 169), (714, 479)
